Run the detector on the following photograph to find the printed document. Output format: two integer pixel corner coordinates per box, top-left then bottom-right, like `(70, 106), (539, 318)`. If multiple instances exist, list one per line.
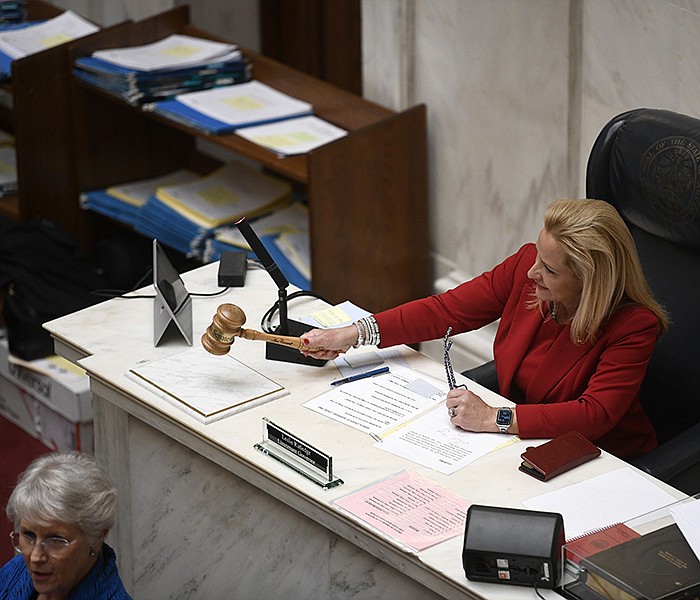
(375, 405), (508, 475)
(174, 80), (313, 128)
(304, 365), (445, 436)
(91, 34), (239, 71)
(234, 115), (347, 155)
(0, 11), (98, 59)
(334, 470), (470, 551)
(305, 365), (507, 473)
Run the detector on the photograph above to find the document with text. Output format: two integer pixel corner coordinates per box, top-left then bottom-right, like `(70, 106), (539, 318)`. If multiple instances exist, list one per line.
(304, 365), (509, 474)
(376, 405), (509, 475)
(304, 365), (445, 436)
(334, 469), (470, 551)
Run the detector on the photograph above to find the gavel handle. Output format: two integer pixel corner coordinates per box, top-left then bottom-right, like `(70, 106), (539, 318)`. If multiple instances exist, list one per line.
(239, 327), (322, 352)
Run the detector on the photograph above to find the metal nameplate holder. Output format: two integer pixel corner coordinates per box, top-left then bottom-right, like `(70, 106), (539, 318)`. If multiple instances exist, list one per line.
(255, 418), (343, 489)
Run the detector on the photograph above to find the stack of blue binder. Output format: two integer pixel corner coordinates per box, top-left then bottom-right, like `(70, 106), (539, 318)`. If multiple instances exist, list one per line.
(73, 34), (252, 105)
(0, 1), (26, 24)
(73, 55), (251, 105)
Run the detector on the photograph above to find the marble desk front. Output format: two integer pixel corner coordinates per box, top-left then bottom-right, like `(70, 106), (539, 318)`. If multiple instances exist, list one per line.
(45, 262), (681, 600)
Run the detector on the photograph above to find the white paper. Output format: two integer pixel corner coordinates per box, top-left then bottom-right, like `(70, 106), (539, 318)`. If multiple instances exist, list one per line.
(235, 115), (347, 155)
(106, 169), (199, 207)
(671, 498), (700, 561)
(304, 365), (445, 436)
(375, 404), (507, 474)
(92, 34), (238, 71)
(523, 467), (678, 539)
(297, 300), (371, 329)
(175, 80), (312, 127)
(0, 11), (98, 60)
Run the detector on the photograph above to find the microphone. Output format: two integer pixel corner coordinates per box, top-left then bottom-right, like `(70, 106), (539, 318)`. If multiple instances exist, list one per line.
(235, 217), (289, 291)
(234, 217), (325, 367)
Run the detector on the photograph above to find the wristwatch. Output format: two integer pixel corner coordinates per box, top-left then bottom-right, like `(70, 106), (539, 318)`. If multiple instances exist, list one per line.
(496, 408), (513, 433)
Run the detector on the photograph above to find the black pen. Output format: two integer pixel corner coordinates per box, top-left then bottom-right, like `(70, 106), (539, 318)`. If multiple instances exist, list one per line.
(330, 366), (390, 386)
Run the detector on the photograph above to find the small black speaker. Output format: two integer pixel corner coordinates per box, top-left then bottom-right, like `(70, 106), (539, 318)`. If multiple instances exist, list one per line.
(462, 505), (565, 589)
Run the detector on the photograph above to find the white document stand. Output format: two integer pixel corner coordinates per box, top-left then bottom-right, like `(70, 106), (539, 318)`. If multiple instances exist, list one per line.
(45, 263), (685, 600)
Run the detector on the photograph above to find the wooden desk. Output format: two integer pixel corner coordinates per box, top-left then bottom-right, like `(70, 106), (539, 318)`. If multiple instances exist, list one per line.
(45, 263), (682, 600)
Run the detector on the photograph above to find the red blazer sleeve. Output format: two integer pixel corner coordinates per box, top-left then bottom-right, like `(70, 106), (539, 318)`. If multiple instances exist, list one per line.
(374, 244), (534, 348)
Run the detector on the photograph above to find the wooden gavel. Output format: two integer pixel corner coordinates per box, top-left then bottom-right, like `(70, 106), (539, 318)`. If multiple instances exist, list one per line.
(201, 303), (323, 356)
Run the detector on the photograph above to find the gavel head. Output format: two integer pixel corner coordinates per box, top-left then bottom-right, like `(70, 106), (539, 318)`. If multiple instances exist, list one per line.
(201, 303), (247, 355)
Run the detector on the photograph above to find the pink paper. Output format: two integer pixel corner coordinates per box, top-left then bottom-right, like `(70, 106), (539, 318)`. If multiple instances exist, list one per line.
(334, 470), (470, 551)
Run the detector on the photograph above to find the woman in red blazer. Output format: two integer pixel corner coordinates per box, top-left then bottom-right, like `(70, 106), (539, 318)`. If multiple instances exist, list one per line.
(303, 199), (668, 459)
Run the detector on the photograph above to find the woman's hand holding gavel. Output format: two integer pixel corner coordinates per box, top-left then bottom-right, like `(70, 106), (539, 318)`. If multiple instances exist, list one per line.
(201, 303), (324, 355)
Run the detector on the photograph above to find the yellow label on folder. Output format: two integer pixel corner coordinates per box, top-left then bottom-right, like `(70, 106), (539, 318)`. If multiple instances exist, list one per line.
(197, 186), (241, 206)
(162, 44), (200, 58)
(223, 96), (265, 111)
(41, 33), (70, 49)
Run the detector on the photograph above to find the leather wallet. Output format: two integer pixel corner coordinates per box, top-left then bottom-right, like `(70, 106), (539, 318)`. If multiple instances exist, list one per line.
(519, 430), (601, 481)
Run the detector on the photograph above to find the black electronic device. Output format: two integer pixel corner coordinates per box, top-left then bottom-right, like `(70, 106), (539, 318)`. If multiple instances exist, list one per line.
(152, 239), (193, 346)
(462, 505), (565, 589)
(218, 250), (247, 287)
(234, 217), (325, 367)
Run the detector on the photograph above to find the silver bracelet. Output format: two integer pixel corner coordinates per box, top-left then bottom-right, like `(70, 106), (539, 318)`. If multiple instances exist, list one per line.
(353, 321), (365, 349)
(354, 316), (380, 347)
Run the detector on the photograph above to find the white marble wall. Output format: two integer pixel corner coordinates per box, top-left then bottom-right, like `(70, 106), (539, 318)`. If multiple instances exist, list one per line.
(363, 0), (700, 285)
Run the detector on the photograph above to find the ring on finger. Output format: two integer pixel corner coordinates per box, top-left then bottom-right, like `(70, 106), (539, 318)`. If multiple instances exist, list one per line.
(448, 407), (456, 418)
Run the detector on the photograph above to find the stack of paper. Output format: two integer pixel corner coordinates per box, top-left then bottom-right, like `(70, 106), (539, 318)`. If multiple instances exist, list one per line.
(73, 34), (251, 105)
(133, 160), (292, 258)
(149, 80), (314, 135)
(80, 168), (199, 226)
(0, 11), (98, 78)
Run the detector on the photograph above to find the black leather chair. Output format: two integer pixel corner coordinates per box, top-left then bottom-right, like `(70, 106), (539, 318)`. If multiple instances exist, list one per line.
(465, 108), (700, 495)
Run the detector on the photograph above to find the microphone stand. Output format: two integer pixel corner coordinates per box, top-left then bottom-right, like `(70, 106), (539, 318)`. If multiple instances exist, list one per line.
(236, 217), (325, 367)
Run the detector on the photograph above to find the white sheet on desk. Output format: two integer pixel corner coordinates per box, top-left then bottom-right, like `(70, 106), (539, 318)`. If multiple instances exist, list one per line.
(671, 498), (700, 561)
(523, 466), (677, 539)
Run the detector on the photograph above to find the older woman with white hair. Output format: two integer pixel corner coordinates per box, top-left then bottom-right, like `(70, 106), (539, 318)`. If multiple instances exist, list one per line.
(0, 451), (131, 600)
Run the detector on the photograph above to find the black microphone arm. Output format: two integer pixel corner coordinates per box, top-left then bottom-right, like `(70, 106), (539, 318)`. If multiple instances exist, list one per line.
(235, 216), (289, 291)
(233, 216), (325, 367)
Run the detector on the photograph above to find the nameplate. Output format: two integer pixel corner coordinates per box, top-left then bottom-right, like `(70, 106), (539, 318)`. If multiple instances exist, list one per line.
(255, 418), (343, 489)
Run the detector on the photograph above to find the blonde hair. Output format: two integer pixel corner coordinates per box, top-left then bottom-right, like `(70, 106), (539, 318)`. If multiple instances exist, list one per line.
(540, 199), (668, 344)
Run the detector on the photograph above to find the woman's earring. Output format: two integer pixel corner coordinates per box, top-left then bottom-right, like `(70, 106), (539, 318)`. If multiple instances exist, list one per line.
(89, 548), (96, 557)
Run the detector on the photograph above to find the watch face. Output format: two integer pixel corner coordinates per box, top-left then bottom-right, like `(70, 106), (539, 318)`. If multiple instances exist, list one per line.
(496, 408), (512, 426)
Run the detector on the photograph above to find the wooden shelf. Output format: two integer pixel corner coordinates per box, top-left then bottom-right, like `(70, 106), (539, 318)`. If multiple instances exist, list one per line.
(12, 5), (431, 313)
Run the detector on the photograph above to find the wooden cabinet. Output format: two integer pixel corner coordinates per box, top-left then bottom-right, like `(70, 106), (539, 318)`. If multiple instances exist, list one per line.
(21, 5), (431, 313)
(0, 0), (64, 221)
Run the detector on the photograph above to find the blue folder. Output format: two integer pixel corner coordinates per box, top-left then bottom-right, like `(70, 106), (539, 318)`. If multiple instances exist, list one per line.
(149, 98), (314, 136)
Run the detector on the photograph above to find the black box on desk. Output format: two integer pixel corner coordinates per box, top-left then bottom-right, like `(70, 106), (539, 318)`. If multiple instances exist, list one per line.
(218, 250), (247, 287)
(463, 505), (565, 589)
